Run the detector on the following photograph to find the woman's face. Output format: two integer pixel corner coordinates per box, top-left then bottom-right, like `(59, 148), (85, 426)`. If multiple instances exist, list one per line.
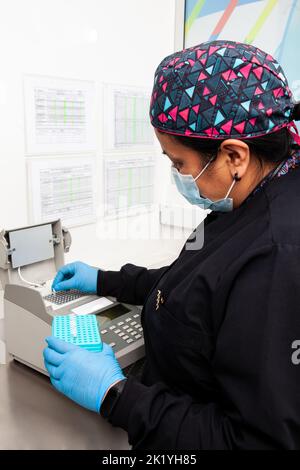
(154, 128), (272, 207)
(154, 128), (244, 202)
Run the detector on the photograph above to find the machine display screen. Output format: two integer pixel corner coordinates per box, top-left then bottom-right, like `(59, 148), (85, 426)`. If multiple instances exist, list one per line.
(96, 303), (130, 327)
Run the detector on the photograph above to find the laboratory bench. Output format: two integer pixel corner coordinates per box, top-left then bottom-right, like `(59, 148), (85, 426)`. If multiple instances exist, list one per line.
(0, 358), (130, 450)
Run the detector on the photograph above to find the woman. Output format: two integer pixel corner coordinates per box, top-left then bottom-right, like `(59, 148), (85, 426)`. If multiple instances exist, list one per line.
(44, 40), (300, 449)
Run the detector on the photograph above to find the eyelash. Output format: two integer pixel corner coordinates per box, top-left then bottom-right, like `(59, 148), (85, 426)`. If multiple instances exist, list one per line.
(173, 162), (182, 171)
(161, 151), (182, 171)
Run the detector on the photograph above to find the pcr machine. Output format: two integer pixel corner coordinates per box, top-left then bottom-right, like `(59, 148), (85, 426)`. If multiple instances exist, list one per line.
(0, 220), (144, 374)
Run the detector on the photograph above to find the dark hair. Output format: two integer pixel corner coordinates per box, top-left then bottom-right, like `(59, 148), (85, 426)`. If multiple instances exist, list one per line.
(169, 127), (298, 168)
(291, 102), (300, 122)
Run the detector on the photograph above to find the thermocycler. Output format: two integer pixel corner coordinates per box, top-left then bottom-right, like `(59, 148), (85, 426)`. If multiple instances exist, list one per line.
(0, 220), (144, 374)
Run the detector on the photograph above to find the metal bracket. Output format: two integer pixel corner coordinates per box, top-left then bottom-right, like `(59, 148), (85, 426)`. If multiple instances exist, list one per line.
(50, 235), (61, 245)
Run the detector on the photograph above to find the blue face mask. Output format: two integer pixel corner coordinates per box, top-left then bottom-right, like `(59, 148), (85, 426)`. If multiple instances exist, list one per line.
(171, 156), (237, 212)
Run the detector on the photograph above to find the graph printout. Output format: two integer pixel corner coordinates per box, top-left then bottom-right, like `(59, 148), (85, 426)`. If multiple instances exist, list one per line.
(103, 84), (154, 150)
(104, 155), (155, 215)
(24, 76), (96, 154)
(27, 157), (96, 227)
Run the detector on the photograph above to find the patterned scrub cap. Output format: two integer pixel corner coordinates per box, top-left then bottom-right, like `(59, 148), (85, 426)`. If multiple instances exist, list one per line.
(150, 40), (300, 144)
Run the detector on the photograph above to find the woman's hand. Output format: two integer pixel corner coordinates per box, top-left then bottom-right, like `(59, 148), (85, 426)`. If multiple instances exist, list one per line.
(52, 261), (98, 293)
(43, 336), (125, 413)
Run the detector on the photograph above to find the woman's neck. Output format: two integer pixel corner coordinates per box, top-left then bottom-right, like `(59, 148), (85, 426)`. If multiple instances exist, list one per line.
(232, 161), (279, 208)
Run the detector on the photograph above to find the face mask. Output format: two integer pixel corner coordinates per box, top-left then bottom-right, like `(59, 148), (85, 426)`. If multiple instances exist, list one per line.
(171, 156), (237, 212)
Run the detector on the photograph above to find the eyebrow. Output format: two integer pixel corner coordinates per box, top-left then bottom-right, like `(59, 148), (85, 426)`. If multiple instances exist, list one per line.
(161, 150), (181, 162)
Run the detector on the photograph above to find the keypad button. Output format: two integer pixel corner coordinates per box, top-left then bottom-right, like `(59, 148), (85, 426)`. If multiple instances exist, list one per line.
(123, 335), (129, 340)
(127, 328), (133, 333)
(126, 339), (134, 344)
(138, 327), (143, 332)
(131, 331), (138, 336)
(135, 334), (142, 340)
(125, 318), (132, 323)
(101, 329), (108, 334)
(134, 324), (140, 329)
(123, 325), (129, 330)
(109, 325), (116, 330)
(131, 321), (137, 326)
(109, 342), (116, 348)
(118, 321), (124, 326)
(119, 332), (125, 337)
(133, 314), (139, 318)
(115, 329), (121, 334)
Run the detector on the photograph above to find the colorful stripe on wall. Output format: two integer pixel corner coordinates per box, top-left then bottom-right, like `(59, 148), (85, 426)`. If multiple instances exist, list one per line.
(209, 0), (239, 40)
(244, 0), (278, 44)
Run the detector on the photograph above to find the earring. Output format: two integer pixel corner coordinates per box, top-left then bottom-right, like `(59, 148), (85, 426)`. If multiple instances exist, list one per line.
(234, 172), (241, 181)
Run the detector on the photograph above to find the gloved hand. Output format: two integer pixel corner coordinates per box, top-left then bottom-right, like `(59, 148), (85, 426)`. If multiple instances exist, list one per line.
(52, 261), (98, 293)
(43, 336), (126, 413)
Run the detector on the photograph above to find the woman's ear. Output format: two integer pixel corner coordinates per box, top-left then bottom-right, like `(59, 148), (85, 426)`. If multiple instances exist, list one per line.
(219, 139), (251, 178)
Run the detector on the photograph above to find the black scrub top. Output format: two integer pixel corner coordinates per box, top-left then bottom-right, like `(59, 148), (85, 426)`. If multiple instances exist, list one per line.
(97, 166), (300, 450)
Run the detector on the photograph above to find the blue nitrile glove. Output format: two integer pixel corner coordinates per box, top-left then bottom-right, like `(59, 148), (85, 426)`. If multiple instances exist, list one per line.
(43, 336), (125, 413)
(52, 261), (98, 293)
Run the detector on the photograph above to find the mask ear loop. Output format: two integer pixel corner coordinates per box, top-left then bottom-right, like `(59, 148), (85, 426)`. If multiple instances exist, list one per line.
(194, 155), (215, 182)
(224, 172), (241, 198)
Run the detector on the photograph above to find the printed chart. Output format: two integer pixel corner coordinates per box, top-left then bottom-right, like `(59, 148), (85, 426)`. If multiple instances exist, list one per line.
(27, 156), (96, 226)
(103, 84), (154, 150)
(104, 155), (155, 215)
(24, 76), (96, 154)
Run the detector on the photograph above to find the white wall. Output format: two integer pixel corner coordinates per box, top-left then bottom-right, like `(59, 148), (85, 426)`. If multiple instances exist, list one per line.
(0, 0), (191, 274)
(0, 0), (196, 362)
